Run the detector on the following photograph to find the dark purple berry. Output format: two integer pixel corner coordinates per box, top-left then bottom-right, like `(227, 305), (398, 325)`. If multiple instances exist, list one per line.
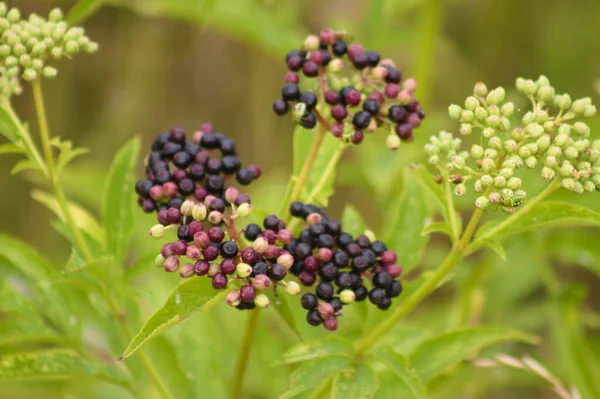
(220, 241), (238, 258)
(352, 53), (369, 69)
(162, 142), (181, 159)
(281, 83), (300, 101)
(194, 151), (210, 165)
(352, 111), (371, 129)
(325, 219), (341, 235)
(396, 123), (414, 141)
(299, 271), (316, 286)
(212, 273), (228, 289)
(290, 201), (305, 217)
(302, 61), (319, 77)
(301, 112), (317, 129)
(269, 263), (287, 281)
(236, 168), (254, 185)
(173, 151), (192, 168)
(188, 164), (205, 181)
(320, 49), (332, 65)
(316, 282), (334, 300)
(154, 170), (172, 184)
(251, 262), (268, 276)
(244, 224), (262, 241)
(177, 224), (191, 241)
(184, 140), (201, 156)
(328, 297), (343, 312)
(345, 89), (361, 106)
(331, 104), (348, 121)
(386, 280), (403, 298)
(335, 272), (352, 288)
(152, 132), (171, 151)
(371, 241), (387, 256)
(220, 138), (236, 155)
(172, 169), (188, 182)
(356, 235), (370, 248)
(167, 196), (184, 210)
(298, 230), (314, 246)
(350, 273), (363, 289)
(319, 263), (338, 282)
(309, 223), (325, 236)
(369, 288), (386, 305)
(355, 286), (368, 301)
(135, 179), (153, 197)
(388, 106), (407, 123)
(332, 251), (349, 268)
(332, 40), (347, 56)
(177, 178), (195, 196)
(172, 240), (187, 256)
(208, 226), (225, 243)
(346, 243), (361, 257)
(263, 215), (280, 231)
(365, 51), (380, 67)
(325, 90), (341, 105)
(141, 198), (156, 212)
(384, 67), (401, 83)
(299, 92), (317, 110)
(363, 99), (380, 115)
(290, 260), (303, 275)
(316, 234), (334, 249)
(294, 243), (312, 260)
(373, 271), (393, 289)
(285, 49), (304, 62)
(220, 259), (236, 275)
(194, 259), (209, 276)
(240, 285), (256, 302)
(202, 245), (219, 261)
(352, 256), (369, 272)
(237, 301), (256, 310)
(221, 156), (241, 174)
(301, 293), (318, 310)
(273, 98), (289, 115)
(303, 256), (319, 273)
(200, 133), (221, 149)
(287, 55), (304, 71)
(378, 296), (392, 310)
(206, 175), (224, 193)
(170, 128), (186, 143)
(337, 233), (353, 247)
(306, 310), (322, 326)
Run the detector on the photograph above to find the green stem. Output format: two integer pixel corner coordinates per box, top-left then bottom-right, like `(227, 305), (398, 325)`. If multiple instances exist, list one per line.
(230, 309), (260, 399)
(355, 204), (486, 356)
(31, 80), (94, 262)
(106, 295), (175, 399)
(443, 178), (460, 242)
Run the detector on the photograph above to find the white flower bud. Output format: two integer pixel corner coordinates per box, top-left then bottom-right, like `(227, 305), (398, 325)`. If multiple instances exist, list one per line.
(448, 104), (462, 119)
(475, 196), (490, 209)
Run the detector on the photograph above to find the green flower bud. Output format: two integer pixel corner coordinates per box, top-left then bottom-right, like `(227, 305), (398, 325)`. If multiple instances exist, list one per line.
(18, 54), (31, 67)
(522, 111), (535, 125)
(487, 104), (500, 116)
(50, 47), (63, 59)
(340, 289), (356, 304)
(489, 191), (501, 204)
(573, 139), (589, 152)
(525, 156), (537, 169)
(589, 149), (599, 163)
(547, 146), (562, 157)
(448, 104), (462, 119)
(523, 79), (538, 96)
(583, 105), (596, 118)
(484, 148), (498, 159)
(486, 89), (500, 105)
(428, 155), (439, 165)
(564, 146), (579, 160)
(583, 181), (596, 192)
(553, 134), (569, 149)
(510, 127), (525, 141)
(154, 254), (165, 267)
(465, 96), (479, 111)
(557, 94), (572, 110)
(571, 98), (591, 115)
(526, 123), (545, 139)
(486, 115), (501, 128)
(471, 144), (484, 159)
(501, 102), (514, 117)
(515, 77), (526, 91)
(0, 18), (7, 30)
(488, 136), (502, 150)
(0, 3), (6, 16)
(84, 41), (98, 53)
(192, 203), (207, 221)
(481, 175), (494, 187)
(42, 66), (57, 78)
(475, 106), (488, 121)
(475, 196), (490, 209)
(474, 82), (488, 97)
(22, 68), (37, 81)
(542, 121), (555, 133)
(482, 127), (496, 138)
(499, 168), (513, 179)
(503, 139), (517, 153)
(424, 143), (438, 156)
(573, 122), (590, 137)
(65, 40), (79, 54)
(518, 146), (531, 158)
(507, 155), (523, 168)
(545, 155), (558, 167)
(474, 179), (483, 192)
(591, 174), (600, 186)
(535, 110), (549, 123)
(500, 117), (510, 132)
(481, 158), (495, 173)
(454, 183), (466, 196)
(493, 176), (506, 188)
(573, 181), (584, 194)
(507, 177), (522, 190)
(6, 8), (20, 23)
(536, 135), (551, 151)
(461, 110), (474, 123)
(31, 59), (43, 70)
(459, 123), (472, 135)
(451, 155), (466, 169)
(0, 43), (9, 56)
(537, 75), (550, 86)
(236, 263), (252, 278)
(536, 85), (555, 102)
(541, 167), (555, 181)
(12, 43), (25, 56)
(49, 8), (63, 22)
(560, 162), (575, 177)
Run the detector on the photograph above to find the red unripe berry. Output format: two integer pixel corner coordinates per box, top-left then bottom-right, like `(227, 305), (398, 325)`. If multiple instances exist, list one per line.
(344, 89), (361, 106)
(285, 71), (299, 84)
(385, 83), (400, 98)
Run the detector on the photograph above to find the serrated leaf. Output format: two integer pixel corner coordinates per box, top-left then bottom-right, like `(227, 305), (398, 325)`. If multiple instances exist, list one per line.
(120, 277), (220, 360)
(102, 137), (139, 264)
(277, 337), (353, 365)
(372, 348), (427, 399)
(280, 355), (352, 398)
(0, 142), (24, 155)
(31, 189), (104, 247)
(67, 0), (104, 25)
(409, 326), (538, 381)
(269, 292), (304, 342)
(11, 159), (41, 175)
(481, 238), (506, 260)
(421, 221), (452, 237)
(381, 167), (429, 272)
(331, 364), (379, 399)
(341, 204), (369, 237)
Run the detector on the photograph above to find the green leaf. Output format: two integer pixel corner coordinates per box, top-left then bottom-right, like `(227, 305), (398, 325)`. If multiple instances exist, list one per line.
(268, 292), (304, 342)
(341, 204), (369, 237)
(0, 142), (24, 155)
(280, 355), (353, 398)
(102, 137), (139, 264)
(0, 105), (18, 142)
(31, 189), (104, 246)
(120, 277), (220, 360)
(124, 251), (159, 282)
(331, 364), (379, 399)
(0, 235), (55, 279)
(414, 165), (448, 221)
(381, 167), (429, 271)
(409, 326), (538, 381)
(10, 159), (41, 175)
(277, 338), (353, 365)
(67, 0), (104, 25)
(481, 238), (506, 260)
(420, 221), (452, 237)
(55, 141), (89, 176)
(372, 349), (427, 399)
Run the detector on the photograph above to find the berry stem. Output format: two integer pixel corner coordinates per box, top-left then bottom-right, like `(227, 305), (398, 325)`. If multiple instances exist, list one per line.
(230, 309), (260, 399)
(31, 79), (94, 262)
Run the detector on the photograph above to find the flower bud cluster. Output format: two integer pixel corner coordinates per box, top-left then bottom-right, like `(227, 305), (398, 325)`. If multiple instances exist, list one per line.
(429, 76), (599, 211)
(272, 29), (425, 148)
(286, 202), (404, 331)
(135, 125), (260, 215)
(0, 3), (97, 98)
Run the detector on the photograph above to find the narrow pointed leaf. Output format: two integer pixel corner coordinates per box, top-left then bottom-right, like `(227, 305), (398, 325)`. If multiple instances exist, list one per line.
(421, 221), (452, 237)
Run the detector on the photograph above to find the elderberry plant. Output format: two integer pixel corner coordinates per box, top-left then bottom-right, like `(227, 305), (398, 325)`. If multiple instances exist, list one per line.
(1, 2), (599, 399)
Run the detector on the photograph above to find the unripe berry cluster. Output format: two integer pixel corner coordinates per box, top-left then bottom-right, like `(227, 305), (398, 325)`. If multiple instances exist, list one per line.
(272, 29), (425, 148)
(285, 202), (403, 331)
(0, 3), (97, 98)
(428, 76), (599, 212)
(135, 125), (260, 215)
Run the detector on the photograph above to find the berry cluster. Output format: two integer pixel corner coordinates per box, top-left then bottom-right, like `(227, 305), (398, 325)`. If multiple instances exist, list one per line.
(0, 3), (97, 98)
(135, 125), (260, 215)
(427, 77), (599, 212)
(285, 202), (403, 331)
(272, 29), (425, 149)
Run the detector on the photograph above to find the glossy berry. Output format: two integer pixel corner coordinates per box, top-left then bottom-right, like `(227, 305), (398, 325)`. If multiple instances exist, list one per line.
(378, 296), (392, 310)
(269, 263), (287, 281)
(353, 110), (371, 128)
(221, 156), (241, 174)
(371, 241), (387, 256)
(332, 251), (349, 267)
(345, 89), (361, 106)
(173, 151), (192, 168)
(220, 241), (239, 258)
(202, 245), (219, 261)
(177, 224), (191, 241)
(252, 262), (268, 276)
(332, 40), (347, 56)
(331, 105), (348, 121)
(200, 133), (221, 149)
(387, 280), (403, 298)
(302, 61), (319, 77)
(365, 50), (380, 66)
(368, 288), (386, 305)
(329, 297), (343, 312)
(281, 83), (300, 101)
(325, 90), (340, 105)
(384, 67), (401, 83)
(263, 215), (280, 231)
(337, 233), (353, 247)
(319, 263), (338, 281)
(220, 259), (236, 275)
(236, 168), (254, 185)
(373, 271), (393, 289)
(299, 92), (317, 110)
(363, 99), (380, 115)
(212, 273), (228, 289)
(273, 98), (289, 115)
(306, 310), (322, 326)
(244, 223), (262, 241)
(316, 282), (334, 300)
(301, 112), (317, 129)
(301, 293), (318, 310)
(177, 178), (195, 196)
(335, 272), (352, 288)
(355, 286), (368, 301)
(208, 226), (225, 243)
(240, 285), (256, 302)
(206, 175), (224, 193)
(135, 179), (153, 197)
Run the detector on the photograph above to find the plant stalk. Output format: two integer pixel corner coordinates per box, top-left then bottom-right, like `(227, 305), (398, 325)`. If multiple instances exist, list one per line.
(230, 309), (260, 399)
(31, 80), (94, 261)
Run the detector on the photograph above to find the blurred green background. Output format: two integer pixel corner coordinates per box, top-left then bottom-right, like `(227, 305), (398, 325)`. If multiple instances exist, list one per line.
(1, 0), (600, 398)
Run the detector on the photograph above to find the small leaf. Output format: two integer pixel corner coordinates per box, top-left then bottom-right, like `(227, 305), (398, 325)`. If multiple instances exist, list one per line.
(421, 221), (452, 237)
(381, 167), (429, 272)
(269, 292), (304, 342)
(67, 0), (104, 25)
(102, 137), (140, 264)
(0, 142), (24, 155)
(279, 355), (353, 398)
(0, 235), (55, 279)
(481, 238), (506, 260)
(277, 337), (353, 365)
(0, 105), (19, 142)
(331, 364), (379, 399)
(372, 349), (427, 399)
(120, 277), (220, 360)
(31, 189), (104, 246)
(409, 326), (538, 381)
(56, 145), (89, 175)
(341, 204), (369, 237)
(10, 159), (41, 175)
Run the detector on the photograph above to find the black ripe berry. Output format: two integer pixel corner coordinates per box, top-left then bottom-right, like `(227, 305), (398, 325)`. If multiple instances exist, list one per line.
(337, 232), (354, 247)
(332, 39), (347, 56)
(173, 151), (192, 168)
(300, 92), (318, 110)
(388, 105), (407, 123)
(244, 223), (262, 241)
(363, 99), (380, 115)
(378, 296), (392, 310)
(281, 83), (300, 101)
(178, 178), (195, 195)
(301, 293), (318, 310)
(353, 112), (370, 130)
(154, 170), (172, 184)
(177, 224), (191, 241)
(273, 98), (289, 115)
(206, 175), (224, 193)
(298, 230), (314, 246)
(332, 251), (349, 267)
(263, 214), (280, 231)
(373, 271), (393, 289)
(286, 49), (304, 62)
(206, 158), (222, 174)
(316, 282), (334, 300)
(365, 50), (380, 67)
(252, 262), (268, 276)
(220, 241), (239, 258)
(355, 286), (368, 301)
(162, 142), (181, 159)
(319, 263), (338, 282)
(135, 179), (153, 197)
(220, 138), (236, 155)
(384, 67), (401, 83)
(290, 201), (306, 217)
(152, 132), (170, 151)
(306, 310), (322, 326)
(302, 61), (319, 77)
(236, 168), (254, 185)
(294, 242), (313, 260)
(371, 240), (387, 256)
(188, 164), (205, 181)
(368, 288), (386, 306)
(269, 263), (287, 281)
(309, 223), (325, 236)
(329, 297), (343, 312)
(352, 256), (370, 272)
(387, 280), (403, 298)
(221, 156), (241, 174)
(200, 133), (221, 149)
(316, 234), (334, 249)
(209, 198), (226, 212)
(301, 112), (317, 129)
(335, 272), (352, 288)
(350, 273), (363, 289)
(168, 196), (184, 210)
(325, 219), (341, 235)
